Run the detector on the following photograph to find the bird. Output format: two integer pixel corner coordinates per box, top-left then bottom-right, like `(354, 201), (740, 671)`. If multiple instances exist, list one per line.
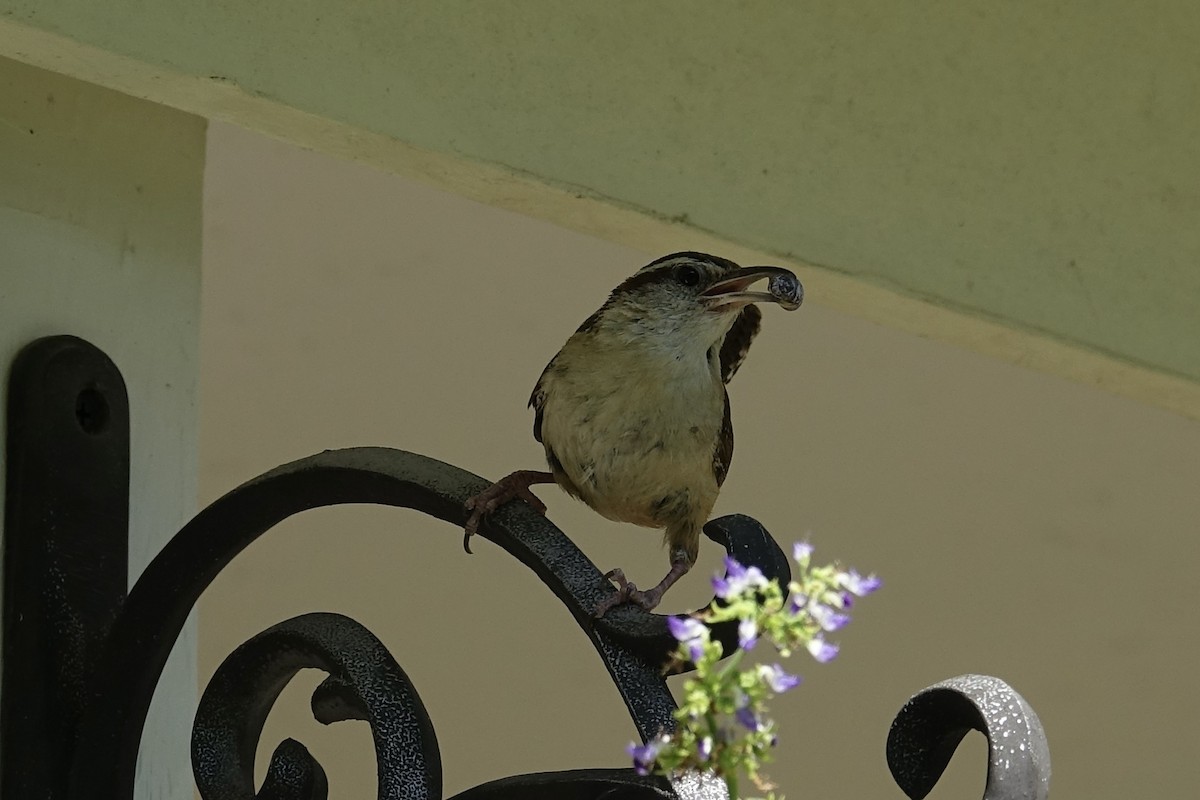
(463, 251), (802, 616)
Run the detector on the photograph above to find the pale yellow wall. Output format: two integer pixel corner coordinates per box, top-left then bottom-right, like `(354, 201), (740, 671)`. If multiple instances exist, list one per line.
(0, 57), (205, 800)
(200, 121), (1200, 800)
(2, 3), (1198, 415)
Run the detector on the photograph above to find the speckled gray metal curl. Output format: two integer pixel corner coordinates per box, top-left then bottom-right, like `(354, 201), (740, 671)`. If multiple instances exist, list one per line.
(886, 674), (1051, 800)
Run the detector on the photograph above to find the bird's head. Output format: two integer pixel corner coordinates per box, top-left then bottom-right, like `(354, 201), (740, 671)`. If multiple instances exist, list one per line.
(588, 252), (803, 348)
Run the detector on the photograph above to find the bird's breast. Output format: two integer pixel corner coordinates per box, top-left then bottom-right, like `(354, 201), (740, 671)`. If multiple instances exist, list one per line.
(538, 347), (726, 529)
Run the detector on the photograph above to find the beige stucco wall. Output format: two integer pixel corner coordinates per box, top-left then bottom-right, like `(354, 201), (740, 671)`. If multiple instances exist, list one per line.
(200, 121), (1200, 799)
(1, 4), (1197, 418)
(0, 57), (205, 800)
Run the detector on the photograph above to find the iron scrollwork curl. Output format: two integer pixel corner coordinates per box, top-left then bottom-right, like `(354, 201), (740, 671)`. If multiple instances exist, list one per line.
(67, 447), (789, 800)
(192, 612), (441, 800)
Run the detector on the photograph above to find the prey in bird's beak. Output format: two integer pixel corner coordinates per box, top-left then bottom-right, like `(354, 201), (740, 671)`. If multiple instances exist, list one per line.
(701, 266), (804, 311)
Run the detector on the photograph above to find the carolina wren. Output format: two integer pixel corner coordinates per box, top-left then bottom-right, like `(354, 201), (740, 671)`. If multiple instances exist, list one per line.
(465, 252), (802, 615)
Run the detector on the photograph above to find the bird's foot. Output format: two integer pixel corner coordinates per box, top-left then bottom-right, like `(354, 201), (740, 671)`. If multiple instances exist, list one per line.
(594, 553), (693, 617)
(594, 568), (667, 617)
(462, 470), (553, 553)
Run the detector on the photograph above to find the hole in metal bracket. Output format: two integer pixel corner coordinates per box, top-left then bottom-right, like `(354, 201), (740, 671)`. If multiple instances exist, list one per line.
(75, 387), (109, 434)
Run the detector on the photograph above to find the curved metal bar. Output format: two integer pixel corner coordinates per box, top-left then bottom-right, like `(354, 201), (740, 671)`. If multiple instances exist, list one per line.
(447, 768), (674, 800)
(192, 612), (439, 800)
(446, 767), (727, 800)
(598, 514), (791, 675)
(68, 447), (786, 799)
(886, 674), (1051, 800)
(250, 739), (328, 800)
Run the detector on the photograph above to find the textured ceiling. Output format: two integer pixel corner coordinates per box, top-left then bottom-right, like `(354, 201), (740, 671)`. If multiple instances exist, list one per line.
(2, 1), (1198, 399)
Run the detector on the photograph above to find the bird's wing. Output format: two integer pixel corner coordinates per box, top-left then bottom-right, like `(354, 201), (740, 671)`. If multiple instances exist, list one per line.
(529, 348), (569, 444)
(528, 366), (549, 443)
(713, 388), (734, 487)
(529, 358), (584, 498)
(719, 305), (762, 384)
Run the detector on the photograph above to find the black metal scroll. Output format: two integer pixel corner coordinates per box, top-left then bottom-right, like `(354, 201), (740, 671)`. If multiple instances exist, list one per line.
(192, 613), (441, 800)
(2, 335), (1052, 800)
(66, 446), (790, 800)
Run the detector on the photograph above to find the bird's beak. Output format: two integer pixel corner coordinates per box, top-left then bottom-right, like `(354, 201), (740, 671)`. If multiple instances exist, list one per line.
(701, 266), (804, 311)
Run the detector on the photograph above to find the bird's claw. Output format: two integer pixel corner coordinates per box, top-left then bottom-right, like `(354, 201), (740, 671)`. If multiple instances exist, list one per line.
(462, 499), (494, 555)
(594, 568), (664, 617)
(462, 497), (485, 554)
(462, 472), (550, 554)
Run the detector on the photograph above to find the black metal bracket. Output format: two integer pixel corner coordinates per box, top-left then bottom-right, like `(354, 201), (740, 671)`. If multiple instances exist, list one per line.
(3, 336), (130, 800)
(2, 336), (1051, 800)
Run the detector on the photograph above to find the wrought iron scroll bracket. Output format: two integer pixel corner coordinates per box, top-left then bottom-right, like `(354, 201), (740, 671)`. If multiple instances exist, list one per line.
(3, 335), (1051, 800)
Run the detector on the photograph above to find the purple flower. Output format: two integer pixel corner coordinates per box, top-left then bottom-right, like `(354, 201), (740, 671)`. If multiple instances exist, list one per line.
(757, 663), (802, 693)
(806, 636), (840, 663)
(735, 704), (762, 732)
(837, 568), (882, 597)
(738, 617), (758, 651)
(729, 690), (758, 734)
(627, 736), (668, 776)
(810, 602), (851, 632)
(787, 592), (809, 615)
(667, 615), (709, 662)
(712, 556), (769, 599)
(667, 615), (706, 643)
(697, 736), (713, 762)
(792, 541), (814, 562)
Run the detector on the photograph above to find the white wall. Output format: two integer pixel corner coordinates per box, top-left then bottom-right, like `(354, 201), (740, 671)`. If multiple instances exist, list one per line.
(0, 57), (204, 800)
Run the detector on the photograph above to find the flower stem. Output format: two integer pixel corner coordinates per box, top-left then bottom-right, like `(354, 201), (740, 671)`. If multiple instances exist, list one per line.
(718, 648), (744, 680)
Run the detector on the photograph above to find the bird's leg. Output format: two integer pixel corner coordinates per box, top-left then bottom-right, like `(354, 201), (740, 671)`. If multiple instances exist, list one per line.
(594, 546), (693, 617)
(462, 470), (555, 553)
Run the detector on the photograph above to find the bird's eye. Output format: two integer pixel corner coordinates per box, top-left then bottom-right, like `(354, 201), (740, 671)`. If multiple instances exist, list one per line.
(675, 264), (702, 287)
